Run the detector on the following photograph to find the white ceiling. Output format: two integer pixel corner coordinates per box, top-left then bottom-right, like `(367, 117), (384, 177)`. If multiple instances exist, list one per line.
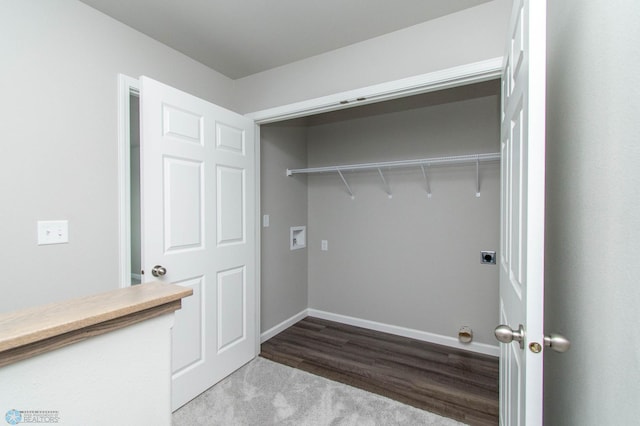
(79, 0), (493, 79)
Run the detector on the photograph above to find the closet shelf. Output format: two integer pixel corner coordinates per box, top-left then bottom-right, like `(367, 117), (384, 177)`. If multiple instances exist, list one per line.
(286, 153), (500, 176)
(286, 152), (500, 199)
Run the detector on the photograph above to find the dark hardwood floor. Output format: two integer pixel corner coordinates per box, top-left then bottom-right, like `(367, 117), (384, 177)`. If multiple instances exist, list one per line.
(260, 317), (499, 426)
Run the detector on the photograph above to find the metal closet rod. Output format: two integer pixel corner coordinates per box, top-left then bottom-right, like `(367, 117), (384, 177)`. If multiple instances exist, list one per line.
(286, 152), (501, 176)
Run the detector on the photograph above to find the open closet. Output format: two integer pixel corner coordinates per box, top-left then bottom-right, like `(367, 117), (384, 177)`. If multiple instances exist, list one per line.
(260, 79), (501, 354)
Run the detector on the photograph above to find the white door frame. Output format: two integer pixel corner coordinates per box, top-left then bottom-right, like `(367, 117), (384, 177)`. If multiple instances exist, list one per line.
(117, 56), (503, 356)
(246, 57), (503, 124)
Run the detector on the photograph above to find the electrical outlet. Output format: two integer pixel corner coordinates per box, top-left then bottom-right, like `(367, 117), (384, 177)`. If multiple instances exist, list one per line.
(481, 250), (496, 264)
(321, 240), (328, 251)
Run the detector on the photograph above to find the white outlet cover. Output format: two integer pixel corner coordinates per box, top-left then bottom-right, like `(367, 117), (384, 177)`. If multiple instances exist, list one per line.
(38, 220), (69, 245)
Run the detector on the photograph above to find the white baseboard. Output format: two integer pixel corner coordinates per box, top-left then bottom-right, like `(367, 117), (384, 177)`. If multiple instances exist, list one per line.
(307, 309), (500, 357)
(260, 309), (309, 343)
(260, 308), (499, 357)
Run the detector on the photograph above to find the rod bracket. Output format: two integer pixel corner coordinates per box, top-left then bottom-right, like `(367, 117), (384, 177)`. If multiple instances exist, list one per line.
(337, 169), (355, 199)
(420, 163), (432, 198)
(377, 168), (392, 199)
(475, 158), (481, 197)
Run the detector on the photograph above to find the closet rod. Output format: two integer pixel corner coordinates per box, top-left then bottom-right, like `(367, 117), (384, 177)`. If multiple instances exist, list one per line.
(286, 152), (500, 176)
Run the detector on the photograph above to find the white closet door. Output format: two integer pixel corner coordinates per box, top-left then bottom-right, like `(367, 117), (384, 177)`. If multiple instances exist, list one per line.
(497, 0), (546, 425)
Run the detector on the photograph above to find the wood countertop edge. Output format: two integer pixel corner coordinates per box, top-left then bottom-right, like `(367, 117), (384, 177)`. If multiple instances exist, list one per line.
(0, 282), (193, 354)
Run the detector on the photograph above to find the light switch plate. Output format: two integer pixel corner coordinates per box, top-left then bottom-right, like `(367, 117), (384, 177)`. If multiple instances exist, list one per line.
(38, 220), (69, 245)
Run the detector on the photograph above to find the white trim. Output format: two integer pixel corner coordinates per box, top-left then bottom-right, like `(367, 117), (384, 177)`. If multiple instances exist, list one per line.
(260, 308), (499, 357)
(246, 57), (503, 124)
(260, 309), (309, 343)
(254, 124), (262, 355)
(117, 74), (140, 288)
(308, 309), (500, 357)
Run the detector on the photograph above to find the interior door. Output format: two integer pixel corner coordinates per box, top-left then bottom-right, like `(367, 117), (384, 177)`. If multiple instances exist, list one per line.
(498, 0), (546, 424)
(140, 76), (257, 410)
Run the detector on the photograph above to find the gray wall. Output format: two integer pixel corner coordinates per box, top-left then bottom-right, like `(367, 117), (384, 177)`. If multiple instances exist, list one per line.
(0, 0), (234, 312)
(544, 0), (640, 423)
(306, 83), (501, 345)
(1, 0), (510, 315)
(260, 124), (309, 332)
(235, 0), (511, 113)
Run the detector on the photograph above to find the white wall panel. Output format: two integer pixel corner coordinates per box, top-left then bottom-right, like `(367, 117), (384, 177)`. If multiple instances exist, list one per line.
(544, 0), (640, 423)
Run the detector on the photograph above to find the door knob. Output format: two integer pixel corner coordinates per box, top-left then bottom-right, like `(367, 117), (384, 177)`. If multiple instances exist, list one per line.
(544, 333), (571, 353)
(151, 265), (167, 277)
(494, 324), (525, 349)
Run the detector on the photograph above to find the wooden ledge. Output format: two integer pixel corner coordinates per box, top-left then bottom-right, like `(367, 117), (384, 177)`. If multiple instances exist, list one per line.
(0, 282), (192, 368)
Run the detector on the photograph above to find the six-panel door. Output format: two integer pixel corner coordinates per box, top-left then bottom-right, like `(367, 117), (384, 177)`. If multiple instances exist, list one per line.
(140, 76), (256, 411)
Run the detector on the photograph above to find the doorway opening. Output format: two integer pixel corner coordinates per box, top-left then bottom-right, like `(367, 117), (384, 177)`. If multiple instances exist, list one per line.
(129, 93), (142, 285)
(259, 78), (501, 354)
(117, 75), (141, 287)
(256, 70), (502, 426)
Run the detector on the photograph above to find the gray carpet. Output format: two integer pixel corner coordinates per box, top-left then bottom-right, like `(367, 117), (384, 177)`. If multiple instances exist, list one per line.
(172, 357), (466, 426)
